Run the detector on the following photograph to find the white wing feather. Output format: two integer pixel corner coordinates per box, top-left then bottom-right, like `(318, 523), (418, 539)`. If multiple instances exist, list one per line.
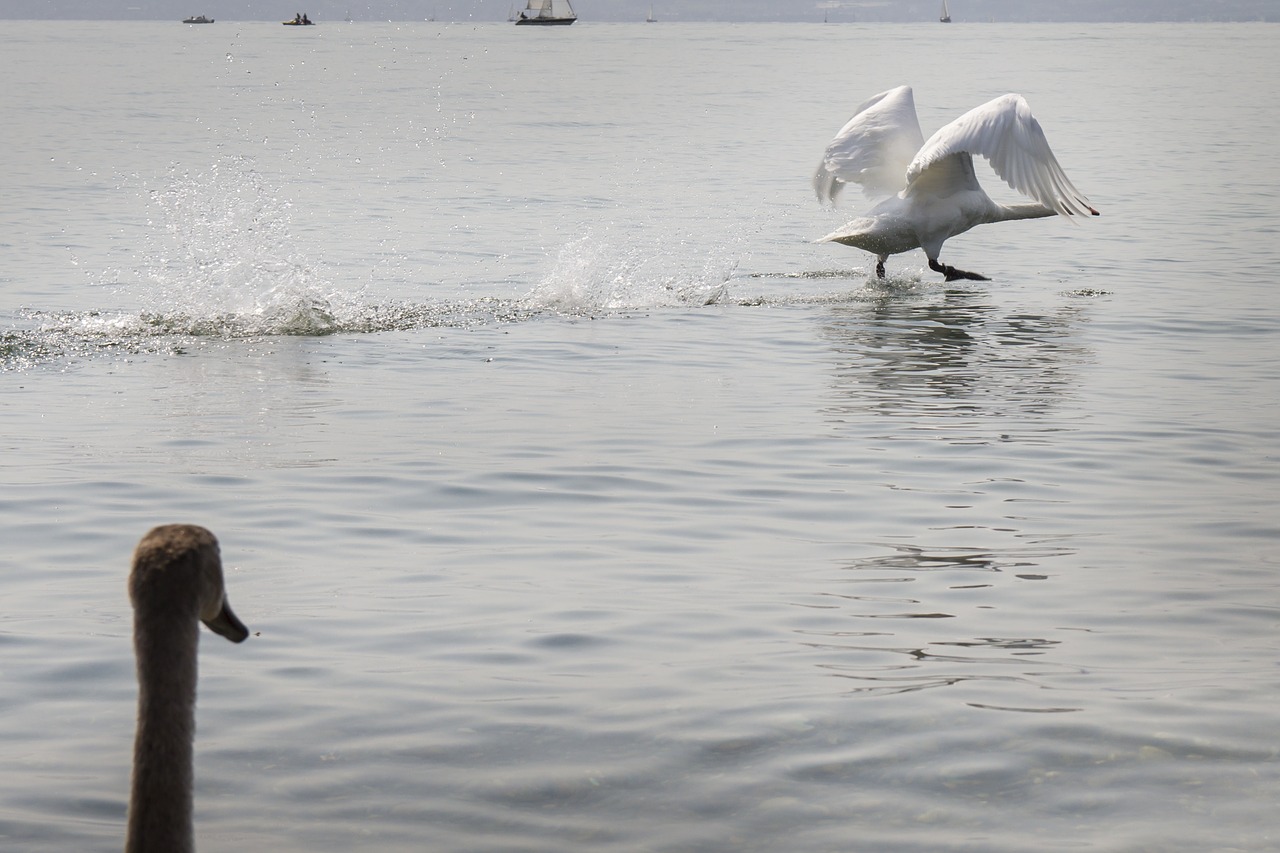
(906, 93), (1095, 217)
(813, 85), (925, 205)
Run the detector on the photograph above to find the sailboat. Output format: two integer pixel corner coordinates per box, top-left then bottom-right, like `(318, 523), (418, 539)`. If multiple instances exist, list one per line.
(939, 0), (952, 22)
(646, 6), (657, 22)
(515, 0), (577, 25)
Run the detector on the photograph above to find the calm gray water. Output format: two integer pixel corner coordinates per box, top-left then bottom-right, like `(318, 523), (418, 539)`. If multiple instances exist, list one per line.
(3, 19), (1279, 853)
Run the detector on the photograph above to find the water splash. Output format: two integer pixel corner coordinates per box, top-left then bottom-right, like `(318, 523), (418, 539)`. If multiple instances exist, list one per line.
(134, 157), (340, 336)
(0, 163), (818, 373)
(5, 158), (372, 369)
(523, 229), (739, 313)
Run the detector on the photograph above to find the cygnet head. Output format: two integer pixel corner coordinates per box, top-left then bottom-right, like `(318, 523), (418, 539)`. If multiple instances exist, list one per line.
(130, 524), (248, 643)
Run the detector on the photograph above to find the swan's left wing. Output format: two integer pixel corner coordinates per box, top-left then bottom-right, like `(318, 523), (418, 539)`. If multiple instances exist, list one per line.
(907, 94), (1098, 217)
(814, 85), (925, 205)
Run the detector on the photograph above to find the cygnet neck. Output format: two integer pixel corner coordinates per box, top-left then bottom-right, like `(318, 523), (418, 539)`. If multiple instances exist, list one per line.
(125, 524), (247, 853)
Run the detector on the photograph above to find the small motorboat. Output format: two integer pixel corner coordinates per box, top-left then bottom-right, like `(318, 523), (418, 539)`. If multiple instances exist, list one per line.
(182, 15), (214, 23)
(282, 13), (316, 25)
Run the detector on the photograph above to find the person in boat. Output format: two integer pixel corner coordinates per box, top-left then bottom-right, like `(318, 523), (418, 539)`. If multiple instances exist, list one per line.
(293, 12), (302, 23)
(302, 12), (311, 23)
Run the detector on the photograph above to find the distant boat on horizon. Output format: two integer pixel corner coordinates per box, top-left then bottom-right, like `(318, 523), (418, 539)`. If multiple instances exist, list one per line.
(940, 0), (952, 22)
(515, 0), (577, 25)
(647, 6), (657, 22)
(182, 14), (214, 23)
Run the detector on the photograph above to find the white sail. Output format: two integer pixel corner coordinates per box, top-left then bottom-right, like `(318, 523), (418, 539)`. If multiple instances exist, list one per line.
(517, 0), (575, 21)
(521, 0), (577, 17)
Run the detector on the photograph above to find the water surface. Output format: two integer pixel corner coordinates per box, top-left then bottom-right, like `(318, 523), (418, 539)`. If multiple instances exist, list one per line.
(2, 20), (1279, 853)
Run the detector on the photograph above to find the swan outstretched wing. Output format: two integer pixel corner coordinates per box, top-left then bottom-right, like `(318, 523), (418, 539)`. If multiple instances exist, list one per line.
(907, 93), (1096, 217)
(814, 85), (925, 205)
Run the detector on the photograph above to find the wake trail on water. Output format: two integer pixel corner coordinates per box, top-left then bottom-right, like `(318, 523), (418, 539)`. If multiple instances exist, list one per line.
(2, 157), (898, 371)
(3, 158), (524, 369)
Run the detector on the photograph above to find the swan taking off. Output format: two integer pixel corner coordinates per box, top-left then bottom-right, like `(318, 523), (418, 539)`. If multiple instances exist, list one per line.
(813, 86), (1098, 281)
(127, 524), (247, 853)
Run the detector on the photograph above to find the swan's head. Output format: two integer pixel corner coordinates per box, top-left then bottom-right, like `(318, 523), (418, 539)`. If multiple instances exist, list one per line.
(130, 524), (249, 643)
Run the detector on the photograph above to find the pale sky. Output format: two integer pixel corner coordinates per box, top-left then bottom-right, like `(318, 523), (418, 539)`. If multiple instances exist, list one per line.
(2, 0), (1277, 21)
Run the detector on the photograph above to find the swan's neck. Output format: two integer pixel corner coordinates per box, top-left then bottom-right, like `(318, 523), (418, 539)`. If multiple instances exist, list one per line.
(994, 202), (1056, 222)
(127, 610), (200, 853)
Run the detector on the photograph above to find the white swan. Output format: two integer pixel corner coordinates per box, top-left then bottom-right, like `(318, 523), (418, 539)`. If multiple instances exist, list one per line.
(127, 524), (248, 853)
(813, 85), (1099, 281)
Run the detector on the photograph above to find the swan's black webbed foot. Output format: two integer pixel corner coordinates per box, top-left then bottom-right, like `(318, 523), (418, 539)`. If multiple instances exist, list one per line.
(929, 258), (989, 282)
(875, 256), (887, 279)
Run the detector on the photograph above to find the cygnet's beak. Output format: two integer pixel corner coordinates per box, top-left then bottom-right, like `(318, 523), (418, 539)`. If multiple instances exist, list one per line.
(204, 598), (249, 643)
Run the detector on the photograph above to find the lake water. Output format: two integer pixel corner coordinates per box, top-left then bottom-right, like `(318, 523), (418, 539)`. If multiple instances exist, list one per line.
(2, 19), (1279, 853)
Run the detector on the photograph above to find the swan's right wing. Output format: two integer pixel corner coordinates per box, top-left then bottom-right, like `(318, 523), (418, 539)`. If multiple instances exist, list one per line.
(907, 93), (1098, 217)
(813, 85), (925, 206)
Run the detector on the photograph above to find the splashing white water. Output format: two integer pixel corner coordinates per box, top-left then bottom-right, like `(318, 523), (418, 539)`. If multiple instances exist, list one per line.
(4, 164), (761, 372)
(130, 157), (340, 336)
(523, 228), (741, 313)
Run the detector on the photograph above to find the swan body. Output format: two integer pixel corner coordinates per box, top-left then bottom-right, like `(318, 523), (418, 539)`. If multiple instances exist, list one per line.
(127, 524), (248, 853)
(814, 85), (1098, 280)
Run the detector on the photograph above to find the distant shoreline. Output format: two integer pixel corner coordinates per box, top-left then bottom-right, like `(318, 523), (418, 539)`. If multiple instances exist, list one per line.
(4, 16), (1276, 23)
